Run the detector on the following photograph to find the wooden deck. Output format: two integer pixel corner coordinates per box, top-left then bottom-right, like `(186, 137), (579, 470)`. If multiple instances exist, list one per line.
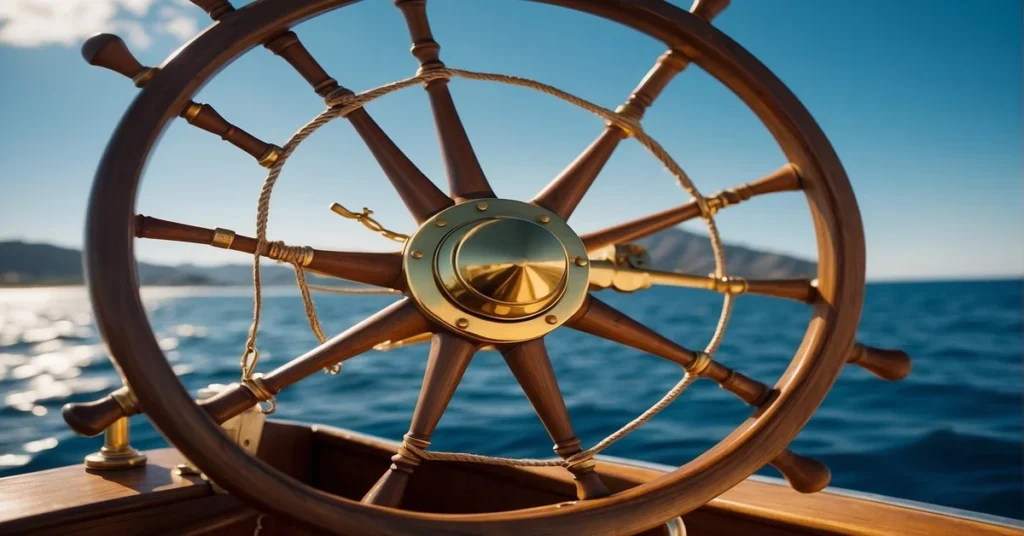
(1, 421), (1019, 535)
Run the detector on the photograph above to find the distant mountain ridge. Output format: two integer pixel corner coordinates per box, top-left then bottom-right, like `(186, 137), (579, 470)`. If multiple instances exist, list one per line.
(0, 229), (815, 287)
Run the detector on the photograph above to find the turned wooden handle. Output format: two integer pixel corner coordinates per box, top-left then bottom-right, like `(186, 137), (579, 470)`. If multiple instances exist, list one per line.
(744, 278), (818, 304)
(770, 449), (831, 493)
(848, 343), (912, 381)
(81, 33), (145, 80)
(62, 391), (136, 437)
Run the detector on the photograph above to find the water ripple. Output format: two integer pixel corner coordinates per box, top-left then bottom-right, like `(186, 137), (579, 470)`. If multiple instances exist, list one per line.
(0, 281), (1019, 519)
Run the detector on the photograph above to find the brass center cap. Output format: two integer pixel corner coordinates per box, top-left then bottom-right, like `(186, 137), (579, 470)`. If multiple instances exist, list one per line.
(404, 198), (589, 343)
(455, 219), (567, 306)
(437, 218), (567, 320)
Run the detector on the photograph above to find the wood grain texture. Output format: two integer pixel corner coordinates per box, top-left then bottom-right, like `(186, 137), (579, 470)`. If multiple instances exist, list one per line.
(264, 30), (339, 96)
(744, 278), (819, 303)
(346, 108), (454, 222)
(0, 449), (207, 533)
(502, 339), (610, 500)
(363, 333), (477, 507)
(2, 430), (1018, 535)
(395, 0), (493, 201)
(847, 343), (912, 381)
(568, 295), (698, 368)
(81, 0), (869, 532)
(134, 215), (406, 290)
(532, 128), (627, 219)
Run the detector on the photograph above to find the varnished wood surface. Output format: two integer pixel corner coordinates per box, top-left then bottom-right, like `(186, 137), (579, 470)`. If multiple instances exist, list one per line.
(83, 0), (872, 532)
(2, 424), (1019, 535)
(362, 333), (478, 506)
(501, 339), (610, 499)
(134, 215), (406, 290)
(0, 449), (207, 532)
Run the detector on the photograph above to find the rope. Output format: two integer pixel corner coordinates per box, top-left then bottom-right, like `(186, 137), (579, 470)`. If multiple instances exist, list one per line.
(403, 371), (699, 468)
(238, 66), (734, 470)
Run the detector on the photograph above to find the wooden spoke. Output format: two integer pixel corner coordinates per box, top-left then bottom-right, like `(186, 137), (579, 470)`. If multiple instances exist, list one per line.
(134, 215), (406, 291)
(567, 295), (700, 369)
(742, 278), (819, 304)
(62, 299), (430, 437)
(82, 34), (282, 168)
(395, 0), (493, 201)
(531, 1), (728, 220)
(345, 110), (454, 222)
(259, 30), (452, 222)
(567, 292), (828, 493)
(363, 333), (478, 507)
(264, 30), (340, 98)
(581, 164), (802, 252)
(770, 449), (832, 494)
(501, 339), (610, 500)
(847, 343), (912, 380)
(702, 362), (830, 493)
(532, 129), (627, 220)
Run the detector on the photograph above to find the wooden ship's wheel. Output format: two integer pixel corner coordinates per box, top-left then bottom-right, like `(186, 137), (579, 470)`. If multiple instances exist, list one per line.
(62, 0), (912, 534)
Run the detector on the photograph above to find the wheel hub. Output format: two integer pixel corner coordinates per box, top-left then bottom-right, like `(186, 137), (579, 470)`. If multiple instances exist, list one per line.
(404, 199), (589, 343)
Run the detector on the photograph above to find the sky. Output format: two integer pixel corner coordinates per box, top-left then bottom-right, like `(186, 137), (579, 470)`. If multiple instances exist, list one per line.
(0, 0), (1020, 281)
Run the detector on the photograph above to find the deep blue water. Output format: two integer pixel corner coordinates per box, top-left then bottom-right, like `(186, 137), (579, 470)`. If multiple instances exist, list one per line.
(1, 280), (1020, 519)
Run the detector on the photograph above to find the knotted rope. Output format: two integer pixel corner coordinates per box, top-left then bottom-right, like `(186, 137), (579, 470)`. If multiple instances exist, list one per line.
(239, 67), (734, 466)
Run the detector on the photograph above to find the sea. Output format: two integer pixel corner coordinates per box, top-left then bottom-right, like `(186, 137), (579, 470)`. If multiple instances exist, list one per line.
(0, 280), (1020, 519)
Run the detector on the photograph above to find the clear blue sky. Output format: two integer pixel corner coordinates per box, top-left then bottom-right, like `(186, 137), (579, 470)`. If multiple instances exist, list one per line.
(1, 0), (1021, 280)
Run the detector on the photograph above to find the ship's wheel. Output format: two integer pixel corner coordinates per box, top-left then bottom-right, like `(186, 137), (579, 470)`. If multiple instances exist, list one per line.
(63, 0), (913, 534)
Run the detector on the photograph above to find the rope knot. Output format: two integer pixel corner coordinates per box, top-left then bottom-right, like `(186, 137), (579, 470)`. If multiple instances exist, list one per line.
(563, 451), (597, 473)
(608, 114), (643, 138)
(395, 434), (432, 467)
(324, 86), (357, 109)
(266, 241), (314, 267)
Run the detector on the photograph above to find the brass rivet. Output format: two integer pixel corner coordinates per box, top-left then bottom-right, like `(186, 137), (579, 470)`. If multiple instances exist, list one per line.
(537, 215), (551, 224)
(545, 315), (558, 325)
(574, 256), (589, 267)
(476, 201), (488, 211)
(456, 318), (470, 329)
(411, 250), (424, 259)
(436, 219), (448, 227)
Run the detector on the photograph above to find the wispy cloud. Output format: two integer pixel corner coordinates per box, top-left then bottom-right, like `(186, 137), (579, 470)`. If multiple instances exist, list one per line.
(0, 0), (201, 50)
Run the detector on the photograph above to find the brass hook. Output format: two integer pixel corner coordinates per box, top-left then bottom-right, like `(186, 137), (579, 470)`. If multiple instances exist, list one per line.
(330, 203), (409, 243)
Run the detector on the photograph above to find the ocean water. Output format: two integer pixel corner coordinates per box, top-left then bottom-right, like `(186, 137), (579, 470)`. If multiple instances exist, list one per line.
(0, 280), (1020, 519)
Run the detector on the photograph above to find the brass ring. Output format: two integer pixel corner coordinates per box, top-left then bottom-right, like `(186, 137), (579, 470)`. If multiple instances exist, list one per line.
(211, 228), (236, 249)
(111, 385), (140, 414)
(240, 373), (276, 415)
(686, 351), (712, 376)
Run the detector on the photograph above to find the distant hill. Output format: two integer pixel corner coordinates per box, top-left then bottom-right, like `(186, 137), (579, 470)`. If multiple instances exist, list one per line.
(0, 229), (815, 287)
(637, 230), (816, 279)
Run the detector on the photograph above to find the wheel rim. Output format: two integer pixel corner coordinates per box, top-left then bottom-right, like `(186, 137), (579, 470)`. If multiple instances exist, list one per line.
(84, 0), (865, 534)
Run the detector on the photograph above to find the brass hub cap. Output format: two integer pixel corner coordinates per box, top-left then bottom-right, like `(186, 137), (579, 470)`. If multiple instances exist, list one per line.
(404, 199), (589, 343)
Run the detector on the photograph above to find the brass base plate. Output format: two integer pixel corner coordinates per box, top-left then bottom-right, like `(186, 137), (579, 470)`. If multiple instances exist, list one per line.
(404, 199), (589, 343)
(84, 447), (148, 470)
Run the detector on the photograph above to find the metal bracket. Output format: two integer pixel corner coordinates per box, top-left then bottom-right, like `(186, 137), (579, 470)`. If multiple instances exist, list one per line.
(175, 384), (266, 490)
